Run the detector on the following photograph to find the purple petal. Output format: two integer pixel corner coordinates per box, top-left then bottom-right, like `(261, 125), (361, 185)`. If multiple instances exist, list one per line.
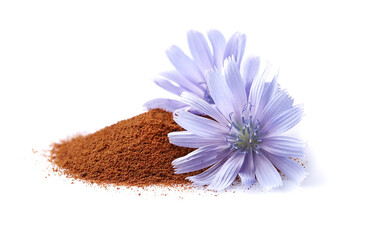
(172, 145), (227, 174)
(187, 30), (213, 72)
(223, 32), (246, 67)
(262, 150), (308, 184)
(143, 98), (188, 112)
(261, 136), (304, 158)
(249, 64), (275, 115)
(238, 151), (256, 188)
(256, 76), (278, 118)
(224, 58), (247, 114)
(254, 152), (282, 190)
(243, 56), (261, 97)
(205, 69), (235, 117)
(259, 89), (294, 125)
(160, 71), (204, 97)
(207, 30), (226, 70)
(166, 45), (205, 84)
(187, 149), (230, 185)
(154, 78), (183, 96)
(209, 152), (245, 190)
(261, 104), (304, 137)
(180, 92), (229, 126)
(168, 131), (224, 148)
(173, 109), (228, 138)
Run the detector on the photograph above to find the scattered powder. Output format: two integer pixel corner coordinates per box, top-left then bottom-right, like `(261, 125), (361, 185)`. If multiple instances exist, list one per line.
(49, 109), (199, 188)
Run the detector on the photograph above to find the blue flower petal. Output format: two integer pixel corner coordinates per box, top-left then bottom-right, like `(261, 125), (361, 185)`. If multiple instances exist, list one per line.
(224, 58), (247, 114)
(262, 150), (308, 184)
(261, 136), (304, 158)
(187, 149), (230, 185)
(166, 45), (205, 84)
(259, 89), (294, 125)
(187, 30), (213, 73)
(207, 30), (226, 70)
(223, 32), (246, 67)
(173, 109), (228, 137)
(180, 92), (229, 126)
(154, 78), (183, 96)
(206, 69), (235, 117)
(160, 71), (204, 97)
(256, 76), (278, 118)
(254, 152), (283, 190)
(208, 152), (245, 190)
(238, 151), (256, 188)
(168, 131), (224, 148)
(143, 98), (188, 112)
(172, 145), (226, 174)
(242, 56), (261, 97)
(261, 104), (304, 137)
(249, 63), (275, 115)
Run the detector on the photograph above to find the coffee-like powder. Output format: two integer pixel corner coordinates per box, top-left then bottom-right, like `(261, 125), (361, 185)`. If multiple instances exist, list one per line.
(49, 109), (197, 187)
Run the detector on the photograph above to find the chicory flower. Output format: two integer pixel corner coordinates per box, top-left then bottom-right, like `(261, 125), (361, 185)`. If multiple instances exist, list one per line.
(144, 30), (261, 112)
(169, 58), (307, 190)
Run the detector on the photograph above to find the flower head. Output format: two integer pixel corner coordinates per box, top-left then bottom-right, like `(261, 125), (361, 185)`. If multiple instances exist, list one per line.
(168, 58), (307, 190)
(144, 30), (261, 112)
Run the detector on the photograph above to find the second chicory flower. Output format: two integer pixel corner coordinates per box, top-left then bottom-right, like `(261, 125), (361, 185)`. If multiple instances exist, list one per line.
(145, 30), (260, 112)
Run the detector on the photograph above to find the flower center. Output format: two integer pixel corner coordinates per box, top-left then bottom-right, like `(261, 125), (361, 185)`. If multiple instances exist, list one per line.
(226, 113), (262, 154)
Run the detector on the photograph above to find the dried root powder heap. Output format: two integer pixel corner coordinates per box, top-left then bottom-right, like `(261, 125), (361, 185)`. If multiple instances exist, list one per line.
(50, 109), (197, 188)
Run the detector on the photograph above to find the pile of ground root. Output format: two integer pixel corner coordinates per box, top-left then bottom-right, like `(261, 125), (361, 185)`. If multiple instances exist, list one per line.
(49, 109), (199, 188)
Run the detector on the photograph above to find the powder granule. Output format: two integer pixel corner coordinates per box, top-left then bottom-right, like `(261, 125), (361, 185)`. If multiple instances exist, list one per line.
(49, 109), (197, 187)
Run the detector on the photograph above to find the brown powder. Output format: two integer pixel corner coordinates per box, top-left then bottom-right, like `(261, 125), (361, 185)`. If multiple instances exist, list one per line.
(49, 109), (197, 187)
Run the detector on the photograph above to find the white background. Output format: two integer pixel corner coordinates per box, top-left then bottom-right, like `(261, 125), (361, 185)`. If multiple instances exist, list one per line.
(1, 0), (376, 239)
